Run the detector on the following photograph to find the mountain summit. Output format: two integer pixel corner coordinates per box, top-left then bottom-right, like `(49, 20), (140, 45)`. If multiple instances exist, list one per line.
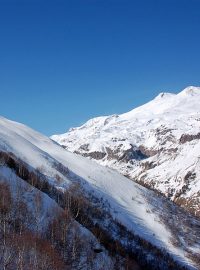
(52, 86), (200, 218)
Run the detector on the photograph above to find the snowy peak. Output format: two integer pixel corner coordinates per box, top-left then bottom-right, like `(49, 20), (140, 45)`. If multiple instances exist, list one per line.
(178, 86), (200, 97)
(121, 86), (200, 119)
(52, 86), (200, 220)
(154, 86), (200, 100)
(52, 86), (200, 141)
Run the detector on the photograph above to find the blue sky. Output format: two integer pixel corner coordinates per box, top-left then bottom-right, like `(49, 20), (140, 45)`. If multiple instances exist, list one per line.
(0, 0), (200, 135)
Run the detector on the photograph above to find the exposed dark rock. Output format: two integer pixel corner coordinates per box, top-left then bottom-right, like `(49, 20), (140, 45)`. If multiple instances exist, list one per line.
(105, 147), (119, 160)
(154, 127), (176, 145)
(165, 148), (178, 154)
(179, 132), (200, 144)
(142, 161), (157, 170)
(174, 171), (196, 200)
(155, 127), (174, 136)
(118, 148), (148, 162)
(61, 145), (67, 149)
(105, 145), (149, 163)
(79, 143), (90, 151)
(175, 192), (200, 217)
(184, 171), (196, 182)
(75, 144), (150, 163)
(83, 151), (106, 160)
(138, 145), (159, 157)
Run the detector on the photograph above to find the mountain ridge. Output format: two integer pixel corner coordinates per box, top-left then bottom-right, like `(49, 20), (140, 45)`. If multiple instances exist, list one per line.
(1, 115), (200, 269)
(51, 86), (200, 217)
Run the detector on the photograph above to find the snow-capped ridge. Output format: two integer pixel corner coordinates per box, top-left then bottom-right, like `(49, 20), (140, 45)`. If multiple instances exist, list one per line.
(178, 86), (200, 97)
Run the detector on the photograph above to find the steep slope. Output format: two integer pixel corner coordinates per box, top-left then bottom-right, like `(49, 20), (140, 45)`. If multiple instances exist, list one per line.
(0, 169), (113, 270)
(51, 86), (200, 217)
(0, 116), (200, 269)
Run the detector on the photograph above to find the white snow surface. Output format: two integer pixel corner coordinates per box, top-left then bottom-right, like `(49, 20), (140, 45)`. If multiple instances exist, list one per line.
(0, 115), (199, 269)
(51, 86), (200, 213)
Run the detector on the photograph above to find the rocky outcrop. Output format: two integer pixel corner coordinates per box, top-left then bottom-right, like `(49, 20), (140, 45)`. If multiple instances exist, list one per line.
(175, 192), (200, 217)
(83, 151), (106, 160)
(105, 145), (148, 163)
(75, 145), (149, 163)
(138, 145), (159, 157)
(179, 132), (200, 144)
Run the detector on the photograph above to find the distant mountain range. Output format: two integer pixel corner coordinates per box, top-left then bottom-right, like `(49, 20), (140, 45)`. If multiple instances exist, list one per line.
(52, 86), (200, 218)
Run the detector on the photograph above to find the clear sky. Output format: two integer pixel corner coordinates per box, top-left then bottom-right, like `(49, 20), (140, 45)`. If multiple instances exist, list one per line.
(0, 0), (200, 135)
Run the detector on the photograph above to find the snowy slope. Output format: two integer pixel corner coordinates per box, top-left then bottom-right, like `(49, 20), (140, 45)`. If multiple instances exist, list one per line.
(0, 167), (113, 270)
(52, 86), (200, 217)
(0, 116), (200, 269)
(0, 165), (61, 232)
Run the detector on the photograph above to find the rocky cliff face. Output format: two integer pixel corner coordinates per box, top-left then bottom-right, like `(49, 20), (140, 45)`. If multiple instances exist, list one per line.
(52, 86), (200, 217)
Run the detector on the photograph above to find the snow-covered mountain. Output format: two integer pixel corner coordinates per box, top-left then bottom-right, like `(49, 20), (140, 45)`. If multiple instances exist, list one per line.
(1, 116), (200, 269)
(52, 86), (200, 218)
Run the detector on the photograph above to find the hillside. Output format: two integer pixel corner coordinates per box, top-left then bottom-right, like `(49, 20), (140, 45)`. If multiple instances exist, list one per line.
(0, 116), (200, 269)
